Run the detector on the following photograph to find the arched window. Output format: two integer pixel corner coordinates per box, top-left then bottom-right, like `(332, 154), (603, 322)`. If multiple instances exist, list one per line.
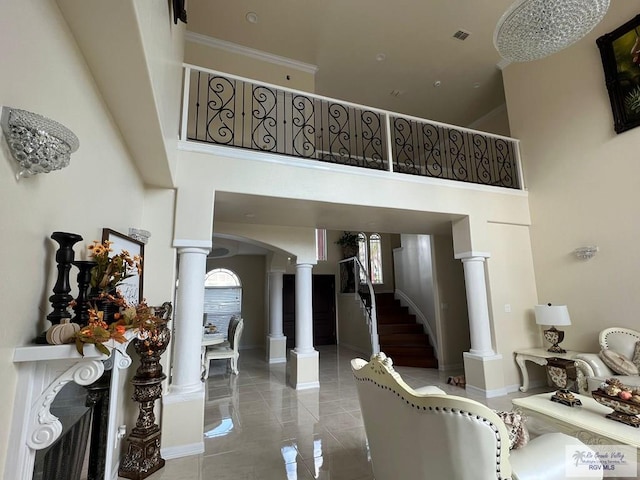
(203, 268), (242, 336)
(357, 233), (384, 285)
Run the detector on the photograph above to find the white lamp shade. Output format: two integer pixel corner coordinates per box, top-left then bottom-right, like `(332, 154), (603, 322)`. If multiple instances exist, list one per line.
(534, 304), (571, 326)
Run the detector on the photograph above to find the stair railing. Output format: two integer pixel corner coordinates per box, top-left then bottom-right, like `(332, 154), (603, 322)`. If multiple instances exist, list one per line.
(338, 256), (380, 355)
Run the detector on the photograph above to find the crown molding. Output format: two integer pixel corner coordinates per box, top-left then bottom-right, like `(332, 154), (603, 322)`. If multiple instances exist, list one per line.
(185, 31), (319, 74)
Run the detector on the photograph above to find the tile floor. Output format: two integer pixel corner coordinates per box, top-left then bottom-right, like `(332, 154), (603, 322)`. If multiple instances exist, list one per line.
(141, 346), (549, 480)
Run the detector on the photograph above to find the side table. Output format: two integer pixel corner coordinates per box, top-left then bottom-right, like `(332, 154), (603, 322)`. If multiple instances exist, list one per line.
(514, 347), (583, 392)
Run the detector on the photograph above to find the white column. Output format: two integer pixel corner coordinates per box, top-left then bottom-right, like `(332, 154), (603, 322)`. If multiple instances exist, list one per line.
(460, 256), (495, 357)
(294, 263), (314, 354)
(169, 246), (209, 393)
(269, 270), (284, 337)
(161, 243), (209, 459)
(290, 263), (319, 389)
(267, 270), (287, 364)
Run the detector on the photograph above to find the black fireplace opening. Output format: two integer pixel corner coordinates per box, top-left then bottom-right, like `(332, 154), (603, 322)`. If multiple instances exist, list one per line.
(33, 371), (112, 480)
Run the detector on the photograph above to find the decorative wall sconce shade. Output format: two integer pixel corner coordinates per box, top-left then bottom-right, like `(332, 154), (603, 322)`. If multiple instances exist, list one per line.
(535, 303), (571, 353)
(574, 246), (599, 260)
(494, 0), (610, 62)
(1, 107), (79, 178)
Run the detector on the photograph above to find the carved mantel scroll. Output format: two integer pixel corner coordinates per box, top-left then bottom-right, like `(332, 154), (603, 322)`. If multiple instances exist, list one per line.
(7, 343), (133, 480)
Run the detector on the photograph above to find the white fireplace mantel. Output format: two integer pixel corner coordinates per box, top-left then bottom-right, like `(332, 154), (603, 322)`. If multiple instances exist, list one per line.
(6, 343), (132, 480)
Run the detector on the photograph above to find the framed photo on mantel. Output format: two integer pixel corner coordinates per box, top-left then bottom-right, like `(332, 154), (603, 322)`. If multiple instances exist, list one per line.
(102, 228), (144, 305)
(597, 14), (640, 134)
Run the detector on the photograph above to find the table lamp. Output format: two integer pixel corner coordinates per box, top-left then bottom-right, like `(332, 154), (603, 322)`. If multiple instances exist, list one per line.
(534, 303), (571, 354)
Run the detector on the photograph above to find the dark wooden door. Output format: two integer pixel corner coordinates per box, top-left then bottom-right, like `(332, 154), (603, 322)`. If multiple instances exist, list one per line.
(282, 274), (336, 348)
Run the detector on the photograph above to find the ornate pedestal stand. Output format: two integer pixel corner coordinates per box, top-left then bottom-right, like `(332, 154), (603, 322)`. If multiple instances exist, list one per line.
(118, 324), (170, 480)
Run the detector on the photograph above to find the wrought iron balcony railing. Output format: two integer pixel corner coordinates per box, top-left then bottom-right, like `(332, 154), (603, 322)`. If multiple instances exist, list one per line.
(181, 64), (523, 189)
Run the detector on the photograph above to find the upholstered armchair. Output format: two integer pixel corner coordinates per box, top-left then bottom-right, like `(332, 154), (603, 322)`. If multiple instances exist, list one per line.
(574, 327), (640, 394)
(352, 353), (602, 480)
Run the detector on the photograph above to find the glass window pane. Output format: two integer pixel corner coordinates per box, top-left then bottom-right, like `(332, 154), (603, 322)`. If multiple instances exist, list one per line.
(357, 233), (368, 283)
(369, 234), (383, 284)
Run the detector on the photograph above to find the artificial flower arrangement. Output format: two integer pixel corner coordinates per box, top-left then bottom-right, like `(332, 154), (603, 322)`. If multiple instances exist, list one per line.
(88, 239), (142, 292)
(73, 240), (163, 356)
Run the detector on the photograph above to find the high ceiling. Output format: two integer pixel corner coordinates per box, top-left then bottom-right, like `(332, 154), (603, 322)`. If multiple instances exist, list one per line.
(185, 0), (524, 253)
(185, 0), (516, 128)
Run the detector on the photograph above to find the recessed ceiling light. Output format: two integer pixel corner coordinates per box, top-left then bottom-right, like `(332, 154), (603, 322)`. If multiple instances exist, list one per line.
(433, 80), (442, 87)
(389, 90), (404, 97)
(375, 53), (386, 62)
(245, 12), (258, 24)
(473, 82), (481, 89)
(245, 213), (255, 218)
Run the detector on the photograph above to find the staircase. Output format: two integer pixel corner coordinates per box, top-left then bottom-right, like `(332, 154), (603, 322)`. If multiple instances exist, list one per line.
(375, 293), (438, 368)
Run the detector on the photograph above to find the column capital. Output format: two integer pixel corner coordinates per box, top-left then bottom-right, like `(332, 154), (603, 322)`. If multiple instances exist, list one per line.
(295, 263), (314, 269)
(173, 238), (212, 252)
(455, 251), (491, 261)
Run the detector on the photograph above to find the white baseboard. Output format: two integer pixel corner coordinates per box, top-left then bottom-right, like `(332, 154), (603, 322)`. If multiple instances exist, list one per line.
(268, 357), (286, 364)
(465, 382), (521, 398)
(293, 381), (320, 390)
(161, 441), (204, 459)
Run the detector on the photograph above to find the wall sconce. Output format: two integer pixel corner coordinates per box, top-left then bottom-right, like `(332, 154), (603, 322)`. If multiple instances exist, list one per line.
(1, 106), (79, 179)
(574, 246), (599, 260)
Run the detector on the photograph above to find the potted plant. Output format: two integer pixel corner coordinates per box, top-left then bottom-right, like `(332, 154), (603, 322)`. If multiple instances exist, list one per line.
(335, 231), (359, 259)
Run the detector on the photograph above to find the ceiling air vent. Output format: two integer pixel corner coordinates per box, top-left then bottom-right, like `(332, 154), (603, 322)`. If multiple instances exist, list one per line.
(453, 30), (471, 41)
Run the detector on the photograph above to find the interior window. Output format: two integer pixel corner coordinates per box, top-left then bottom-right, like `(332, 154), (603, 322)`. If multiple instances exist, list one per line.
(357, 233), (384, 285)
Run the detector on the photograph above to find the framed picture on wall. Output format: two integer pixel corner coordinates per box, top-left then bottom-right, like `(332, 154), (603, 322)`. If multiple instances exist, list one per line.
(597, 14), (640, 134)
(102, 228), (144, 305)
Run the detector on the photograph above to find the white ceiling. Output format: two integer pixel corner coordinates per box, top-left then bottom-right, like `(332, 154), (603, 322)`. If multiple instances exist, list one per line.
(185, 0), (516, 128)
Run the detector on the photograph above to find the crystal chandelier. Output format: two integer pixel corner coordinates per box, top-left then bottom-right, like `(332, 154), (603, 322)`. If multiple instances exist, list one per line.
(1, 106), (79, 178)
(494, 0), (610, 62)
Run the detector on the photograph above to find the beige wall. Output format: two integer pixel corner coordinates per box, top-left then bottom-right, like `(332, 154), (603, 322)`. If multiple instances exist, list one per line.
(0, 0), (161, 473)
(503, 2), (640, 354)
(185, 40), (315, 93)
(432, 235), (470, 371)
(468, 104), (511, 137)
(485, 223), (540, 388)
(206, 255), (267, 349)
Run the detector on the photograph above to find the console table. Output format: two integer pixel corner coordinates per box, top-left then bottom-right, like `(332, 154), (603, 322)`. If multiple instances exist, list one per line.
(513, 392), (640, 449)
(514, 347), (583, 392)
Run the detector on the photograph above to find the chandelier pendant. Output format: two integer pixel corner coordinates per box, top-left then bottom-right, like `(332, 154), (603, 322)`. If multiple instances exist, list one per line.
(494, 0), (610, 62)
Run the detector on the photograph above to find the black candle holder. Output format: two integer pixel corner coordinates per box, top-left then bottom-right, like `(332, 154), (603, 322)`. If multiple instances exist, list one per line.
(72, 260), (97, 326)
(46, 232), (83, 324)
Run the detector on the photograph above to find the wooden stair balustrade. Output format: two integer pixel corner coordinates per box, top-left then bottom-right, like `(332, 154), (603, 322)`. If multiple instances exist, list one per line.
(375, 293), (438, 368)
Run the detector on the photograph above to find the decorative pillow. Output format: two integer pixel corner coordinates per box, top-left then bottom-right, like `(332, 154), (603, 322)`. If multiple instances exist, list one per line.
(599, 349), (639, 376)
(633, 342), (640, 370)
(494, 410), (529, 450)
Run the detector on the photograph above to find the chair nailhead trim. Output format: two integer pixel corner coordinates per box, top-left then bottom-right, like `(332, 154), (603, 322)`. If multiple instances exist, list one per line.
(353, 374), (505, 479)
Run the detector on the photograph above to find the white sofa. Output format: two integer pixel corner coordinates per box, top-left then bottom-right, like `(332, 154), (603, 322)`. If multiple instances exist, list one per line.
(575, 327), (640, 394)
(352, 352), (601, 480)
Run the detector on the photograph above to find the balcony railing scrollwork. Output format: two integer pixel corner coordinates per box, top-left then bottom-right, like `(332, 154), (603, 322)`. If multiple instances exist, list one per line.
(181, 64), (523, 189)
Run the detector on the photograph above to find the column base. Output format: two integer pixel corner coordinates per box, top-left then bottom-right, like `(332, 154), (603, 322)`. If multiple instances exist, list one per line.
(463, 352), (506, 398)
(159, 390), (205, 459)
(266, 335), (287, 364)
(289, 349), (319, 390)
